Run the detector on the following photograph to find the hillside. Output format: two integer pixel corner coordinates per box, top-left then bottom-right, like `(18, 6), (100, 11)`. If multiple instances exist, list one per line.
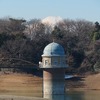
(0, 72), (100, 94)
(66, 73), (100, 91)
(0, 18), (100, 73)
(0, 72), (100, 100)
(0, 73), (42, 97)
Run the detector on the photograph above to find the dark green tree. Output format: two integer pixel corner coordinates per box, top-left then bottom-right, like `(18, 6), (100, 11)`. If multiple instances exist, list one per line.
(92, 22), (100, 42)
(8, 18), (26, 35)
(95, 21), (100, 31)
(51, 26), (63, 40)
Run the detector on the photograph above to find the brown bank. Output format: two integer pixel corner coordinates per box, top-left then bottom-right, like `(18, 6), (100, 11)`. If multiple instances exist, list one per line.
(66, 73), (100, 91)
(0, 72), (100, 99)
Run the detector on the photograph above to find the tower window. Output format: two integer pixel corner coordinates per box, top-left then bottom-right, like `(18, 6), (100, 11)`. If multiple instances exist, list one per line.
(54, 59), (58, 64)
(45, 60), (48, 65)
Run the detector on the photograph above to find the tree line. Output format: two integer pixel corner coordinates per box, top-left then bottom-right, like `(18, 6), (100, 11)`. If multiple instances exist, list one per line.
(0, 17), (100, 74)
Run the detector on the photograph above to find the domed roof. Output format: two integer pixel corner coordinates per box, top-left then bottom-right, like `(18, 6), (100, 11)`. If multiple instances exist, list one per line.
(42, 42), (65, 56)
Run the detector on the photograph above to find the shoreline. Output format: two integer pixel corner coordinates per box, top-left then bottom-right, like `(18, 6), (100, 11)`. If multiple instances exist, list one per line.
(0, 95), (47, 100)
(0, 72), (100, 100)
(65, 73), (100, 91)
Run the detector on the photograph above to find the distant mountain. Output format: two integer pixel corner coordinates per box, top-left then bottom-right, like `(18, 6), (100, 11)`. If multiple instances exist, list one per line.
(42, 16), (64, 27)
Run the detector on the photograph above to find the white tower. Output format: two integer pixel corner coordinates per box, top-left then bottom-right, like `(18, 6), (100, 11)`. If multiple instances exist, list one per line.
(39, 42), (67, 99)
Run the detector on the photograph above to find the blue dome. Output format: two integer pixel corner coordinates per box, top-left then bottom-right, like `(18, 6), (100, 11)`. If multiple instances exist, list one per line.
(42, 42), (65, 56)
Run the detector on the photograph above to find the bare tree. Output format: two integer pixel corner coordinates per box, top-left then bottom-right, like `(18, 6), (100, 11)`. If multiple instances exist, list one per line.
(24, 19), (45, 40)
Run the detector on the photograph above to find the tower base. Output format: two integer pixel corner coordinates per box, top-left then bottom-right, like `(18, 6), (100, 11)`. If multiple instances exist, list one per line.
(43, 68), (65, 98)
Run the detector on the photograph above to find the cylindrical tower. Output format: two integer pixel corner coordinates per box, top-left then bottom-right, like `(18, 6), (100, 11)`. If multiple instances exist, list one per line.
(39, 42), (67, 99)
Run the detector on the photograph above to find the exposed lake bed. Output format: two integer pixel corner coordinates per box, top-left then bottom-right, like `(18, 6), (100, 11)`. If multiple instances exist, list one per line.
(0, 72), (100, 100)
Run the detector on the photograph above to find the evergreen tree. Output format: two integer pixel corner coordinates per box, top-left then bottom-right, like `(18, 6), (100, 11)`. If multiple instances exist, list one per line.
(51, 26), (63, 40)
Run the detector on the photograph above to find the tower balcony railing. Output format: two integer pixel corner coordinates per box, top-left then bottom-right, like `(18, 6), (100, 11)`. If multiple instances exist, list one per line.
(39, 62), (67, 68)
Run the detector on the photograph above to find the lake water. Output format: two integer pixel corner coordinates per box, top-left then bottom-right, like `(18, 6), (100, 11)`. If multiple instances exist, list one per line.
(66, 90), (100, 100)
(44, 90), (100, 100)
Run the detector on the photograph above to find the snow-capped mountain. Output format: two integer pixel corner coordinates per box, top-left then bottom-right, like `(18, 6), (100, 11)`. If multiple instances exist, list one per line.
(42, 16), (64, 27)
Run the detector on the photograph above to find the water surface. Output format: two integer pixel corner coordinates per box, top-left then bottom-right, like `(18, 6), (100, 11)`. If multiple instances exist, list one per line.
(45, 90), (100, 100)
(65, 90), (100, 100)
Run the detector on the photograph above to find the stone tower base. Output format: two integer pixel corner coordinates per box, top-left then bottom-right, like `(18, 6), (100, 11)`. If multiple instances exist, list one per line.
(43, 68), (65, 98)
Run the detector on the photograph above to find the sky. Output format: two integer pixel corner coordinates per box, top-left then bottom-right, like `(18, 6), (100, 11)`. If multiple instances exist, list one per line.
(0, 0), (100, 22)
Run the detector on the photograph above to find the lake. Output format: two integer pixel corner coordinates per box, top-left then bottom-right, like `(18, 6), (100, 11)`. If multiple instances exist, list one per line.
(55, 90), (100, 100)
(42, 90), (100, 100)
(67, 90), (100, 100)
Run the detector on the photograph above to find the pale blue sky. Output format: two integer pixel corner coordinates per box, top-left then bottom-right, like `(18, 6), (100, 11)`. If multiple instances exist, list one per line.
(0, 0), (100, 22)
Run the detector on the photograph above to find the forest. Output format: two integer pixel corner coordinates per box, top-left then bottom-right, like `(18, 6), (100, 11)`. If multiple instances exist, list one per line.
(0, 17), (100, 74)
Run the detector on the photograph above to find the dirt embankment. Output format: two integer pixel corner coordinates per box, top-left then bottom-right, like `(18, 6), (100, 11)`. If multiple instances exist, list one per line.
(0, 72), (100, 100)
(0, 73), (43, 97)
(66, 73), (100, 91)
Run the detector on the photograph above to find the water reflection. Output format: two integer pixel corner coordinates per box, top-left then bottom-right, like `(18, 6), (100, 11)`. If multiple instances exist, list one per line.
(45, 91), (85, 100)
(45, 94), (65, 100)
(39, 90), (100, 100)
(66, 91), (85, 100)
